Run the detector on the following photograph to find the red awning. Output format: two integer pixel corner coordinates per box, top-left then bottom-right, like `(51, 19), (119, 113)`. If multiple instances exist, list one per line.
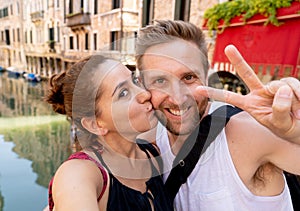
(208, 1), (300, 77)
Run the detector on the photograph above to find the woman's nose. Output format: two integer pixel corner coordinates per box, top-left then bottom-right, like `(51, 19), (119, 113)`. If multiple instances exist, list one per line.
(136, 88), (151, 103)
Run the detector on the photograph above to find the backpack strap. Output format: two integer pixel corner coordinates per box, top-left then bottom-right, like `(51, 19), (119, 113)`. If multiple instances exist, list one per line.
(284, 172), (300, 210)
(137, 139), (164, 174)
(164, 105), (242, 201)
(90, 149), (109, 200)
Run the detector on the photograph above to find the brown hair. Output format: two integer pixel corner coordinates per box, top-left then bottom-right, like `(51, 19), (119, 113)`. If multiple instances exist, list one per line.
(136, 20), (209, 77)
(45, 55), (109, 150)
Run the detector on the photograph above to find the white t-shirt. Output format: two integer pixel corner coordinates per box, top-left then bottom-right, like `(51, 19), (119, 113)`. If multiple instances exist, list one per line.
(156, 102), (293, 211)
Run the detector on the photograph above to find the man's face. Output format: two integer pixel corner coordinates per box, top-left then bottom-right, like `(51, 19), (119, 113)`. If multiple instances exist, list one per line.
(140, 40), (209, 136)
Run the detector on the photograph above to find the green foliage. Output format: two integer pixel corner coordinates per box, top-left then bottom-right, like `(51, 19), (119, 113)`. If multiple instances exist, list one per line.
(204, 0), (300, 34)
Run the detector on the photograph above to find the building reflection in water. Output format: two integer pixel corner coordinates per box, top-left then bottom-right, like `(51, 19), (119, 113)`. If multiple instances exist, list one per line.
(0, 72), (55, 117)
(0, 120), (71, 187)
(0, 191), (3, 211)
(0, 72), (72, 210)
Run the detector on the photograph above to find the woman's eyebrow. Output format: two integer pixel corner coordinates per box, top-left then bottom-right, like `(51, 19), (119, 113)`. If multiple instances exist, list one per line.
(111, 81), (127, 96)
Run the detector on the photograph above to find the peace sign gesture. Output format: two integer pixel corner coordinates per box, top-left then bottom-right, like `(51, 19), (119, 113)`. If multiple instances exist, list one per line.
(196, 45), (300, 143)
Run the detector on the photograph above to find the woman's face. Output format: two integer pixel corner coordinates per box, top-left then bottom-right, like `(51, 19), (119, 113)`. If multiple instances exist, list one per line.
(96, 60), (157, 138)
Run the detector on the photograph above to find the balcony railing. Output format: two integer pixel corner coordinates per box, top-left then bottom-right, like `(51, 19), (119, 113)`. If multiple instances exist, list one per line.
(31, 11), (44, 23)
(66, 12), (91, 27)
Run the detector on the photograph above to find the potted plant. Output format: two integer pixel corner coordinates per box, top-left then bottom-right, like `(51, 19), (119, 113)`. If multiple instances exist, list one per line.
(203, 0), (299, 35)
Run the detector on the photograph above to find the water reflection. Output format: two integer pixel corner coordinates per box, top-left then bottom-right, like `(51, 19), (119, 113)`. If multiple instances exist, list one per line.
(0, 191), (3, 211)
(0, 71), (55, 117)
(0, 120), (71, 187)
(0, 72), (72, 211)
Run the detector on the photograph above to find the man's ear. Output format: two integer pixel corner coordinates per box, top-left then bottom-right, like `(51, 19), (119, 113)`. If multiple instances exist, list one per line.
(81, 117), (108, 136)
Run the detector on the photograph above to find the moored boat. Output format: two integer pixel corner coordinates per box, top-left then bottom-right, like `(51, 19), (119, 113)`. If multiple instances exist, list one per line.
(6, 67), (26, 78)
(24, 73), (42, 82)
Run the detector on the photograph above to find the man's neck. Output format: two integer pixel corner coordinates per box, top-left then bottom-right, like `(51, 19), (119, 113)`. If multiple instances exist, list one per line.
(168, 132), (189, 155)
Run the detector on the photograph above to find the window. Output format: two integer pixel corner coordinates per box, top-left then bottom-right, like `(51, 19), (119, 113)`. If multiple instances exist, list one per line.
(174, 0), (191, 21)
(70, 36), (74, 49)
(85, 33), (89, 50)
(17, 28), (20, 42)
(81, 0), (84, 10)
(94, 0), (98, 14)
(30, 30), (33, 43)
(76, 34), (79, 49)
(49, 27), (54, 41)
(25, 31), (27, 43)
(3, 8), (8, 17)
(110, 31), (119, 50)
(5, 29), (10, 45)
(142, 0), (154, 27)
(69, 0), (73, 14)
(112, 0), (120, 9)
(93, 33), (97, 50)
(0, 8), (9, 18)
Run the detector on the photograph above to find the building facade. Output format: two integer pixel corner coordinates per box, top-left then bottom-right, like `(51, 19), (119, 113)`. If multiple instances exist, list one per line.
(0, 0), (220, 78)
(0, 0), (25, 70)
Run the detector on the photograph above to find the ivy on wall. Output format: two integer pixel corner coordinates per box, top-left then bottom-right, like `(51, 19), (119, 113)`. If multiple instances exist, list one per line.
(204, 0), (300, 34)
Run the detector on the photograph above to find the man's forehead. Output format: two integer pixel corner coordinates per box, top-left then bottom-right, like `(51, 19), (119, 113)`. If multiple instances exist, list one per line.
(142, 40), (203, 69)
(144, 39), (201, 60)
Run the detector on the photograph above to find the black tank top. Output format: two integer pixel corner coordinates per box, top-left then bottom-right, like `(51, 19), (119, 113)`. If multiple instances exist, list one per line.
(93, 142), (173, 211)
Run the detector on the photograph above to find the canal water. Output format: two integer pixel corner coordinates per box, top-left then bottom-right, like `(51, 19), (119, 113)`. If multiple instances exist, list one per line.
(0, 72), (72, 211)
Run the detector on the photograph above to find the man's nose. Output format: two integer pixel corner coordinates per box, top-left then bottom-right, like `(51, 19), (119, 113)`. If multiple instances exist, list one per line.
(168, 82), (188, 105)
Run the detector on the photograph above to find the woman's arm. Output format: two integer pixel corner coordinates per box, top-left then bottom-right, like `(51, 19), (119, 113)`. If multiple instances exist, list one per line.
(51, 159), (105, 211)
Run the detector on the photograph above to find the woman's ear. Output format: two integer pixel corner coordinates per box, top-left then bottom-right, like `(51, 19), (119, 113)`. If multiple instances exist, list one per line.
(81, 117), (108, 136)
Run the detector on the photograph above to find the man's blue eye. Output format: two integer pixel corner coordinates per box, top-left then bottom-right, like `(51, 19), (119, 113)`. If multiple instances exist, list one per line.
(155, 78), (165, 84)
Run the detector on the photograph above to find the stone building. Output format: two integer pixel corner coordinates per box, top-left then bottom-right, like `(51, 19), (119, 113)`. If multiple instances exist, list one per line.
(140, 0), (219, 61)
(0, 0), (25, 70)
(0, 0), (222, 78)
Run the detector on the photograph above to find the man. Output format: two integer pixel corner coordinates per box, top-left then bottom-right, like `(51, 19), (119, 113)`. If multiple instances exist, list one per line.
(136, 20), (300, 211)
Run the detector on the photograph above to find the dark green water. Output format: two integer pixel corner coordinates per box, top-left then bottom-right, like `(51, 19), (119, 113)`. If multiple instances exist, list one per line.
(0, 72), (72, 211)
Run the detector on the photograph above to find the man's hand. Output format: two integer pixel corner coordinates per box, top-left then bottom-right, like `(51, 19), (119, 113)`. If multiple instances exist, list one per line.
(196, 45), (300, 143)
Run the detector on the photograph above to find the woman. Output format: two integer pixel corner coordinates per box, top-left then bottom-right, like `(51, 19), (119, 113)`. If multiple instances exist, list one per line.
(45, 55), (173, 210)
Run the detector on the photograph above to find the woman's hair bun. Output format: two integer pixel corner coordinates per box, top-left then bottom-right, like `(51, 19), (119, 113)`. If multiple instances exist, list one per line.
(45, 72), (67, 115)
